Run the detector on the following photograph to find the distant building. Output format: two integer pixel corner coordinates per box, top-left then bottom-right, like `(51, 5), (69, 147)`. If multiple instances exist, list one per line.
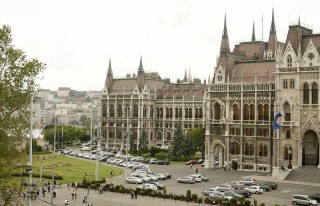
(57, 87), (71, 98)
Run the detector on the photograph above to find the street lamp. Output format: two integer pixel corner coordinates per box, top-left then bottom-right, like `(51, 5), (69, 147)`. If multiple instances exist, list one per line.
(288, 147), (292, 170)
(27, 95), (34, 206)
(125, 106), (130, 168)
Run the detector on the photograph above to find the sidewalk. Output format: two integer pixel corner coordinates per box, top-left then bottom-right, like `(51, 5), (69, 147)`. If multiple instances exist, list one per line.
(22, 185), (201, 206)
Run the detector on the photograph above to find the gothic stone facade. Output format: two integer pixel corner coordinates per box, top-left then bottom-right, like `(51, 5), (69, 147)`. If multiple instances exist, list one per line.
(205, 11), (320, 172)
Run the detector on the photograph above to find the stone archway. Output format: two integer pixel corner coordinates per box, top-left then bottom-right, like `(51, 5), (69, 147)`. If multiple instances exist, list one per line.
(210, 142), (225, 168)
(302, 130), (319, 165)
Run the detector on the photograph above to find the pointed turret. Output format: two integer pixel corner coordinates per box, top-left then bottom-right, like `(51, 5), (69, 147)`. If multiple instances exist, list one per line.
(138, 56), (144, 73)
(184, 68), (187, 81)
(107, 58), (113, 75)
(105, 57), (113, 91)
(252, 22), (256, 41)
(267, 8), (278, 55)
(220, 14), (230, 53)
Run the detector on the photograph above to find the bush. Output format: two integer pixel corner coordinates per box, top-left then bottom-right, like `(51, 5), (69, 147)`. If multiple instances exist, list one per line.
(180, 195), (186, 201)
(244, 200), (251, 206)
(173, 194), (180, 200)
(260, 203), (265, 206)
(230, 197), (237, 203)
(141, 152), (151, 158)
(197, 197), (203, 203)
(192, 193), (198, 200)
(186, 189), (192, 201)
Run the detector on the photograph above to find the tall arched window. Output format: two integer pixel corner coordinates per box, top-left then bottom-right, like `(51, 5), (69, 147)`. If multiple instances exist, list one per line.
(188, 108), (192, 118)
(214, 103), (221, 120)
(166, 132), (172, 141)
(312, 83), (318, 104)
(287, 55), (292, 68)
(264, 104), (269, 121)
(199, 108), (203, 118)
(117, 104), (122, 117)
(283, 80), (288, 89)
(109, 104), (115, 117)
(143, 105), (147, 117)
(156, 131), (162, 140)
(243, 104), (249, 120)
(244, 142), (254, 156)
(258, 104), (263, 120)
(133, 104), (138, 117)
(230, 141), (240, 155)
(283, 102), (291, 121)
(263, 145), (268, 157)
(150, 105), (154, 118)
(303, 83), (309, 104)
(250, 104), (255, 120)
(175, 108), (179, 118)
(233, 104), (240, 120)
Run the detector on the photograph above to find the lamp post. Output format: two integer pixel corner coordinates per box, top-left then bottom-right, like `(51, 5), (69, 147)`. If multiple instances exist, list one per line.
(125, 106), (130, 168)
(54, 114), (56, 152)
(288, 147), (292, 170)
(27, 95), (34, 206)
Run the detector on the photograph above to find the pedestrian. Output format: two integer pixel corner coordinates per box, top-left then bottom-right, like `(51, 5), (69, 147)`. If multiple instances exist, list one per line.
(74, 190), (77, 200)
(254, 198), (257, 205)
(134, 191), (137, 199)
(64, 198), (69, 205)
(83, 192), (88, 203)
(53, 189), (56, 198)
(48, 185), (51, 193)
(130, 190), (134, 199)
(190, 163), (193, 168)
(71, 191), (74, 200)
(42, 187), (46, 197)
(196, 168), (198, 173)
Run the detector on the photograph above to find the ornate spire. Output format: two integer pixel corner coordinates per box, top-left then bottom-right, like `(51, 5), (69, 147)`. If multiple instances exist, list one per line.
(184, 68), (187, 81)
(252, 22), (256, 41)
(220, 13), (230, 53)
(107, 58), (112, 74)
(270, 7), (276, 32)
(138, 56), (144, 73)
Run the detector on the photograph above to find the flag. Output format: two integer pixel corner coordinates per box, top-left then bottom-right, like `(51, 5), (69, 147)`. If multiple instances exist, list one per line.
(273, 113), (282, 129)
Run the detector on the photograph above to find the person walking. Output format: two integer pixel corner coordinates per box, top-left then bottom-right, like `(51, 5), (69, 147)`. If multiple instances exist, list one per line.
(190, 163), (193, 168)
(196, 168), (198, 173)
(130, 190), (134, 199)
(134, 191), (137, 199)
(74, 190), (77, 201)
(42, 187), (46, 197)
(64, 198), (69, 205)
(71, 191), (74, 200)
(83, 192), (88, 203)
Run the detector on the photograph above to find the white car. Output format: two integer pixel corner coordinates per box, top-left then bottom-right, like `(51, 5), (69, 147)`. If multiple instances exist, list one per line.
(125, 176), (143, 184)
(244, 186), (263, 194)
(239, 178), (256, 185)
(190, 174), (209, 182)
(137, 183), (158, 191)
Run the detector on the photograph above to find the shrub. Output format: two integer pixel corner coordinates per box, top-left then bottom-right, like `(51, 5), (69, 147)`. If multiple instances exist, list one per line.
(223, 200), (231, 206)
(197, 197), (203, 203)
(163, 194), (169, 199)
(192, 193), (198, 200)
(244, 200), (251, 206)
(145, 188), (152, 195)
(186, 189), (192, 200)
(180, 195), (186, 201)
(151, 191), (157, 197)
(82, 176), (87, 186)
(230, 197), (237, 203)
(173, 194), (180, 200)
(260, 203), (265, 206)
(169, 193), (173, 199)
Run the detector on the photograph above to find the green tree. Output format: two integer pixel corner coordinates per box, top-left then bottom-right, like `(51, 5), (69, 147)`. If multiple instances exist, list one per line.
(183, 135), (196, 158)
(0, 25), (45, 204)
(138, 126), (148, 153)
(186, 127), (205, 159)
(170, 122), (185, 160)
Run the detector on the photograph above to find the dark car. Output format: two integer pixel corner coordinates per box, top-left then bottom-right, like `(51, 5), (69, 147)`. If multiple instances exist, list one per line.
(256, 183), (271, 191)
(149, 181), (165, 189)
(197, 159), (204, 164)
(235, 189), (251, 198)
(310, 193), (320, 202)
(163, 173), (171, 179)
(185, 160), (197, 165)
(157, 159), (170, 165)
(263, 181), (278, 190)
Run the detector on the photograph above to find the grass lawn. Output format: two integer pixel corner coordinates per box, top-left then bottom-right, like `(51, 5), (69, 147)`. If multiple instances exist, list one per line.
(32, 154), (123, 184)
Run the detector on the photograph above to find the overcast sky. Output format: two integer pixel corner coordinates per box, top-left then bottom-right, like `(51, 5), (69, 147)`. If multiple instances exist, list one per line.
(1, 0), (320, 91)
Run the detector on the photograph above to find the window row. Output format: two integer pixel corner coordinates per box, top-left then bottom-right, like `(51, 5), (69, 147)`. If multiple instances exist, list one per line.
(230, 141), (268, 157)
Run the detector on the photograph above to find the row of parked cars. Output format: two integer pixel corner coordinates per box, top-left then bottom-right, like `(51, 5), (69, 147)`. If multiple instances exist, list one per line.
(177, 173), (209, 184)
(203, 178), (278, 201)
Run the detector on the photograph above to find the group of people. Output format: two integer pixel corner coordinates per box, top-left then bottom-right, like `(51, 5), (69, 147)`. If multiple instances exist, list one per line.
(130, 190), (138, 199)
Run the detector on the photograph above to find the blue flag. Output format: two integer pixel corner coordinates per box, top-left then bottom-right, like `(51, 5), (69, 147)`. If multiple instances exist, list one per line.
(273, 113), (282, 129)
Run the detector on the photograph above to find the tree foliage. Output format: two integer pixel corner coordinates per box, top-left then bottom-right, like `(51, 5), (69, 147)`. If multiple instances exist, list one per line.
(186, 127), (205, 159)
(0, 25), (45, 204)
(138, 126), (148, 153)
(170, 122), (185, 160)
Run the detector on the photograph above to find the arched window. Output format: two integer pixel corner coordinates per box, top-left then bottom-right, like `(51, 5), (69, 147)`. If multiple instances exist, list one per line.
(290, 80), (295, 89)
(179, 108), (182, 118)
(133, 104), (138, 117)
(214, 103), (221, 120)
(287, 55), (292, 68)
(150, 105), (154, 118)
(303, 83), (309, 104)
(117, 104), (122, 117)
(156, 131), (162, 140)
(259, 144), (263, 156)
(230, 141), (240, 155)
(263, 145), (268, 157)
(166, 108), (170, 118)
(258, 104), (263, 120)
(195, 108), (199, 118)
(283, 102), (291, 121)
(143, 105), (147, 118)
(243, 104), (249, 120)
(312, 83), (318, 104)
(199, 108), (203, 118)
(233, 104), (240, 120)
(169, 108), (173, 118)
(166, 132), (172, 141)
(264, 104), (269, 121)
(109, 104), (115, 117)
(175, 108), (179, 118)
(185, 108), (188, 118)
(244, 142), (254, 156)
(283, 80), (288, 89)
(189, 108), (192, 118)
(250, 104), (255, 120)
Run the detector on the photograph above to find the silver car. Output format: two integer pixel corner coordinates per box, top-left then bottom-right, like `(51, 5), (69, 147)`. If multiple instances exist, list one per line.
(177, 176), (196, 184)
(291, 194), (318, 206)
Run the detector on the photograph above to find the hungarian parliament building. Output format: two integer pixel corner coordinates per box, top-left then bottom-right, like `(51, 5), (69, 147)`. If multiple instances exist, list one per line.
(101, 9), (320, 172)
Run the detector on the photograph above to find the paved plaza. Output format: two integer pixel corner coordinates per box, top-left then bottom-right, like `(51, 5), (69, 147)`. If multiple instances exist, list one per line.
(22, 164), (320, 206)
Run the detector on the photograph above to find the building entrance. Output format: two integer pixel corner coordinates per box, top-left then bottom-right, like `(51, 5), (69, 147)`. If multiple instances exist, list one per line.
(302, 130), (319, 165)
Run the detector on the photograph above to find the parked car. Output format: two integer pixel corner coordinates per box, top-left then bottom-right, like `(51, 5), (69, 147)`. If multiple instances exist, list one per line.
(235, 189), (252, 198)
(291, 194), (318, 206)
(149, 159), (159, 164)
(215, 186), (231, 193)
(256, 183), (271, 191)
(244, 186), (263, 194)
(197, 159), (204, 164)
(149, 181), (165, 189)
(156, 174), (167, 180)
(125, 176), (143, 184)
(223, 190), (243, 198)
(190, 173), (209, 182)
(263, 181), (278, 190)
(185, 160), (197, 165)
(177, 176), (196, 184)
(157, 159), (170, 165)
(137, 183), (158, 191)
(310, 193), (320, 203)
(163, 173), (171, 179)
(239, 178), (256, 186)
(203, 188), (218, 196)
(209, 192), (233, 201)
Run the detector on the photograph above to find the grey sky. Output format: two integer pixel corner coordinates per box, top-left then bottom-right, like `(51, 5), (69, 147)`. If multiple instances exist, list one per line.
(1, 0), (319, 91)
